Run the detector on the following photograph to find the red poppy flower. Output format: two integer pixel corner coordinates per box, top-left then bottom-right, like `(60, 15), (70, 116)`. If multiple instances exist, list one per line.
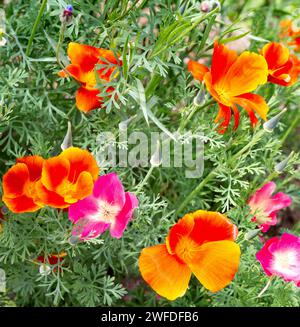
(188, 41), (269, 133)
(59, 42), (121, 112)
(35, 147), (99, 209)
(37, 252), (67, 265)
(2, 156), (44, 213)
(261, 42), (300, 86)
(139, 210), (240, 300)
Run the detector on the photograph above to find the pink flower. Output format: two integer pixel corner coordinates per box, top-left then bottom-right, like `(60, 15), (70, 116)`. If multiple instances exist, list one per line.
(256, 233), (300, 287)
(248, 182), (292, 232)
(68, 172), (139, 240)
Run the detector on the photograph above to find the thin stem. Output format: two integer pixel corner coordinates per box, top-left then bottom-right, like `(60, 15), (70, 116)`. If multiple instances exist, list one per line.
(136, 166), (155, 194)
(279, 114), (300, 145)
(25, 0), (48, 56)
(258, 277), (273, 298)
(56, 22), (67, 71)
(178, 99), (215, 133)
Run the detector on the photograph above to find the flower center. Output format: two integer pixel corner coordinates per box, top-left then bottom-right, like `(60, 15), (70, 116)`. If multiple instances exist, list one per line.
(272, 250), (298, 276)
(89, 200), (121, 225)
(175, 236), (200, 263)
(214, 86), (232, 106)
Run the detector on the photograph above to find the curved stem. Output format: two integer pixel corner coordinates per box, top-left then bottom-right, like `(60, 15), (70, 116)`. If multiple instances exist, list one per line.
(25, 0), (48, 56)
(258, 276), (273, 298)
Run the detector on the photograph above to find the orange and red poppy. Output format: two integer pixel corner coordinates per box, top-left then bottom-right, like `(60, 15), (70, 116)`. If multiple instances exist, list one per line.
(59, 42), (121, 112)
(280, 20), (300, 52)
(188, 41), (269, 133)
(36, 147), (99, 209)
(139, 210), (240, 300)
(37, 252), (67, 265)
(2, 156), (45, 213)
(261, 42), (300, 86)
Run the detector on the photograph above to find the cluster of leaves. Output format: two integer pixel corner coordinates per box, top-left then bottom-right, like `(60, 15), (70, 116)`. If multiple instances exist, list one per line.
(0, 0), (300, 307)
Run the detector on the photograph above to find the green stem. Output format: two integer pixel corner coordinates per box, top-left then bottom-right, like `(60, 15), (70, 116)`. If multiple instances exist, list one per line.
(25, 0), (48, 56)
(56, 22), (66, 71)
(176, 129), (266, 215)
(136, 166), (155, 194)
(279, 114), (300, 145)
(178, 99), (215, 132)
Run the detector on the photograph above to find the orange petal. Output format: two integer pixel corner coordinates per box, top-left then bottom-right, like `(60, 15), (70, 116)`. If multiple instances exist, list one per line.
(17, 155), (44, 182)
(166, 214), (195, 255)
(59, 147), (99, 183)
(214, 103), (232, 134)
(188, 240), (240, 292)
(76, 86), (102, 112)
(35, 181), (69, 208)
(67, 42), (101, 73)
(261, 42), (290, 70)
(64, 171), (94, 203)
(59, 64), (84, 83)
(139, 244), (191, 300)
(187, 60), (209, 82)
(221, 52), (268, 96)
(188, 210), (238, 244)
(234, 93), (269, 121)
(2, 163), (29, 198)
(41, 156), (70, 192)
(2, 195), (42, 213)
(211, 41), (238, 85)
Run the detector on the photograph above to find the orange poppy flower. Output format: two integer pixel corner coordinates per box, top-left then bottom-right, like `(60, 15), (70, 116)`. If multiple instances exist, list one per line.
(59, 42), (121, 112)
(2, 156), (45, 213)
(188, 42), (269, 133)
(261, 42), (300, 86)
(36, 147), (99, 209)
(280, 20), (300, 52)
(139, 210), (240, 300)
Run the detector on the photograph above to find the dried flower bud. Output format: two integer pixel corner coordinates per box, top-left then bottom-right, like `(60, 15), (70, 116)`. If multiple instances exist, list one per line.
(263, 108), (287, 133)
(275, 151), (294, 173)
(61, 121), (72, 151)
(60, 4), (73, 24)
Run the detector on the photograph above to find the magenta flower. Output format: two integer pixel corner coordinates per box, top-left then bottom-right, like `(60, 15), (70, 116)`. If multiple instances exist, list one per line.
(68, 172), (139, 240)
(248, 181), (292, 232)
(256, 233), (300, 287)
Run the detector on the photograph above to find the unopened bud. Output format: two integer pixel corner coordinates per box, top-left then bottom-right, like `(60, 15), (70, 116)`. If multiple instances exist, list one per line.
(118, 115), (136, 131)
(150, 140), (162, 167)
(69, 235), (80, 245)
(200, 0), (221, 12)
(275, 151), (294, 173)
(60, 4), (73, 24)
(245, 228), (261, 241)
(263, 108), (287, 133)
(61, 121), (72, 151)
(193, 87), (206, 106)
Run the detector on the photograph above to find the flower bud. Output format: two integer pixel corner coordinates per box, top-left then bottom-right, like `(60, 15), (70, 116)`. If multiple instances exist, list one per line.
(69, 235), (80, 245)
(200, 0), (221, 12)
(60, 4), (73, 24)
(61, 121), (72, 151)
(193, 87), (206, 106)
(275, 151), (294, 173)
(245, 228), (261, 241)
(263, 108), (287, 133)
(118, 115), (136, 131)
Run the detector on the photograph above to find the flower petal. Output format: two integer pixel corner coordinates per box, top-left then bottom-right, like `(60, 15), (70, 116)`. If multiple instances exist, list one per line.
(188, 240), (241, 292)
(234, 93), (269, 121)
(110, 192), (139, 239)
(211, 42), (238, 85)
(68, 195), (98, 223)
(262, 42), (290, 70)
(188, 210), (238, 245)
(222, 52), (268, 96)
(93, 173), (126, 208)
(2, 163), (29, 198)
(35, 181), (69, 208)
(187, 60), (209, 82)
(76, 86), (102, 112)
(248, 181), (276, 207)
(59, 147), (99, 183)
(41, 156), (70, 192)
(2, 195), (41, 213)
(256, 237), (279, 276)
(139, 244), (192, 301)
(214, 103), (232, 134)
(17, 155), (44, 182)
(66, 171), (94, 203)
(67, 42), (101, 73)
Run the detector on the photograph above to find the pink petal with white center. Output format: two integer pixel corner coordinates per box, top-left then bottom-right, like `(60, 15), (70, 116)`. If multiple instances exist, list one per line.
(68, 196), (98, 223)
(257, 233), (300, 284)
(110, 192), (139, 239)
(93, 173), (126, 208)
(71, 217), (110, 240)
(259, 213), (277, 233)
